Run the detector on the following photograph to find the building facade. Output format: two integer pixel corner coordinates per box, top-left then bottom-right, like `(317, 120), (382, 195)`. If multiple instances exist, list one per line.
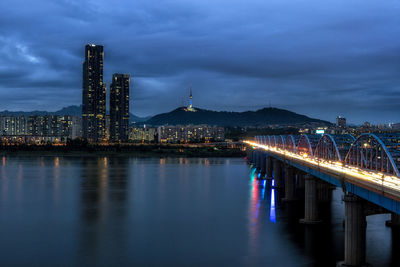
(129, 127), (156, 142)
(82, 44), (106, 142)
(110, 74), (130, 142)
(157, 125), (224, 143)
(336, 116), (347, 128)
(0, 115), (82, 141)
(0, 116), (27, 136)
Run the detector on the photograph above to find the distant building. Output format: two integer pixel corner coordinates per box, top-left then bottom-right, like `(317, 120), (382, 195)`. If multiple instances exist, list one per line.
(129, 127), (156, 142)
(392, 123), (400, 131)
(59, 115), (82, 139)
(0, 115), (82, 141)
(363, 122), (371, 128)
(70, 116), (82, 139)
(336, 116), (346, 128)
(157, 125), (224, 143)
(110, 74), (130, 142)
(82, 44), (106, 142)
(27, 115), (45, 136)
(0, 116), (27, 136)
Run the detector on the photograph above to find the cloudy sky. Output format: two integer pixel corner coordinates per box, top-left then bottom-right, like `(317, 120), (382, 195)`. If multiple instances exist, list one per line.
(0, 0), (399, 124)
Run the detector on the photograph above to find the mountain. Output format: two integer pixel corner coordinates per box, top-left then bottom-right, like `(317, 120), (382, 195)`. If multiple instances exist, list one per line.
(0, 105), (148, 123)
(144, 107), (331, 127)
(53, 105), (81, 116)
(0, 105), (331, 126)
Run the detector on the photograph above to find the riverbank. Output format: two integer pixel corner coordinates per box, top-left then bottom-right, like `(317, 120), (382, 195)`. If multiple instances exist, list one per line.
(0, 143), (245, 157)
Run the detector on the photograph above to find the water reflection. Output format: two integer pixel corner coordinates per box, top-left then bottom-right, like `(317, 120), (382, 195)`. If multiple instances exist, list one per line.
(270, 186), (276, 223)
(157, 157), (226, 165)
(79, 156), (130, 266)
(0, 157), (397, 266)
(249, 169), (277, 225)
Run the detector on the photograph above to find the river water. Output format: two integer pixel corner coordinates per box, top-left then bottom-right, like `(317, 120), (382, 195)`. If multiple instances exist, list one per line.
(0, 156), (397, 266)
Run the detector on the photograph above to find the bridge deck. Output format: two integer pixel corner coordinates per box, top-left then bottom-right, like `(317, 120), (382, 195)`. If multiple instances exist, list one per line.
(246, 141), (400, 214)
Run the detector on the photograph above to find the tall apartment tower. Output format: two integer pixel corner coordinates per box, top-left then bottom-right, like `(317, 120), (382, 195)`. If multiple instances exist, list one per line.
(110, 74), (130, 142)
(82, 44), (106, 142)
(336, 116), (346, 128)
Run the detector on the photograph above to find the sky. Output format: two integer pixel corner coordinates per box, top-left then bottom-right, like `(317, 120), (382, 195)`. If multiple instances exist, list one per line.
(0, 0), (399, 124)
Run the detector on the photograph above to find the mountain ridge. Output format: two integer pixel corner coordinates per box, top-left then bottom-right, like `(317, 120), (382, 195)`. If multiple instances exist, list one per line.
(144, 106), (331, 126)
(0, 105), (331, 126)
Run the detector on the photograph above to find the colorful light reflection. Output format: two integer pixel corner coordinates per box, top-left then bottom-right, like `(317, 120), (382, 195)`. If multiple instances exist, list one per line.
(270, 188), (276, 223)
(245, 141), (400, 196)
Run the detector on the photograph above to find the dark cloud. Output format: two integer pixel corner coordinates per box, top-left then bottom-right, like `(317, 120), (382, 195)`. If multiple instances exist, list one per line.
(0, 0), (399, 124)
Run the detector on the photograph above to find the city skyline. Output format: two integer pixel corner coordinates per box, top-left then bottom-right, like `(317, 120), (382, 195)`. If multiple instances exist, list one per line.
(0, 0), (399, 124)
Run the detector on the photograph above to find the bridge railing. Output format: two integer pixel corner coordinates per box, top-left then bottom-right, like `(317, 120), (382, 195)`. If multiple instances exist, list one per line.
(253, 133), (400, 177)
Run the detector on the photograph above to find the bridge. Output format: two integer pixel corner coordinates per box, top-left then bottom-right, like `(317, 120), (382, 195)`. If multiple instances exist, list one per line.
(244, 133), (400, 267)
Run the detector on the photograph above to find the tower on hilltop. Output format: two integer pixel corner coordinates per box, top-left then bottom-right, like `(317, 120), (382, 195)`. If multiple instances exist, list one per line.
(187, 85), (196, 112)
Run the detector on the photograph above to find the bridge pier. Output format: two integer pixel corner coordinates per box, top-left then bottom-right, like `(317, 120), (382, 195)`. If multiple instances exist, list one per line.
(317, 180), (332, 203)
(254, 151), (259, 169)
(260, 153), (266, 178)
(252, 150), (256, 165)
(300, 174), (321, 224)
(297, 172), (305, 190)
(337, 193), (368, 267)
(273, 159), (283, 187)
(257, 151), (263, 172)
(266, 156), (273, 178)
(283, 166), (296, 202)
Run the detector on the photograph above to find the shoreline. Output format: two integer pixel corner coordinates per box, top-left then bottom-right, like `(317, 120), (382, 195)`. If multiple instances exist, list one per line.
(0, 144), (245, 158)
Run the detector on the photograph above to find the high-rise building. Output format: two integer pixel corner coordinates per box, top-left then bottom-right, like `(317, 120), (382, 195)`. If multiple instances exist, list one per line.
(336, 116), (346, 128)
(110, 74), (130, 142)
(82, 44), (106, 142)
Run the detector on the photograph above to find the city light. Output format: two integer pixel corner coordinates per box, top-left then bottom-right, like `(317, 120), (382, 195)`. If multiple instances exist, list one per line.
(245, 140), (400, 194)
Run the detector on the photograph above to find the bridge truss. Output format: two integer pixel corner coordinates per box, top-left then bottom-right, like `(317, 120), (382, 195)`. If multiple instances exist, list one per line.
(254, 133), (400, 177)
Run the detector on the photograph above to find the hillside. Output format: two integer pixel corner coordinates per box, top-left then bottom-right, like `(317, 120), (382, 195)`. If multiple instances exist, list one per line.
(0, 105), (148, 123)
(0, 105), (331, 126)
(144, 107), (330, 126)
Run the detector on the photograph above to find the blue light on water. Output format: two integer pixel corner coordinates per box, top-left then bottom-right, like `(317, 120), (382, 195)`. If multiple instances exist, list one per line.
(272, 179), (275, 187)
(255, 202), (260, 218)
(269, 188), (276, 223)
(260, 180), (267, 199)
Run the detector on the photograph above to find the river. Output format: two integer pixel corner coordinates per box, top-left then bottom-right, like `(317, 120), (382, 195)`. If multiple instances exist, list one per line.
(0, 156), (397, 266)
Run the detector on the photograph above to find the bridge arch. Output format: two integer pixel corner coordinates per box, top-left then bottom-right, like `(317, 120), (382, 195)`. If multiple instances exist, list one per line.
(266, 136), (273, 146)
(314, 134), (355, 162)
(260, 136), (266, 145)
(344, 133), (400, 176)
(297, 134), (321, 156)
(276, 135), (286, 150)
(269, 136), (275, 146)
(285, 135), (299, 153)
(263, 136), (269, 146)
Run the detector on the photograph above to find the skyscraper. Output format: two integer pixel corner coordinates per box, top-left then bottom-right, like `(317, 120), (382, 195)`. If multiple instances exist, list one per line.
(110, 74), (130, 142)
(82, 44), (106, 142)
(336, 116), (346, 128)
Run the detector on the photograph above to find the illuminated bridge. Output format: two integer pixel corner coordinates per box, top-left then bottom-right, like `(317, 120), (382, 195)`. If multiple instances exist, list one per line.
(244, 133), (400, 267)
